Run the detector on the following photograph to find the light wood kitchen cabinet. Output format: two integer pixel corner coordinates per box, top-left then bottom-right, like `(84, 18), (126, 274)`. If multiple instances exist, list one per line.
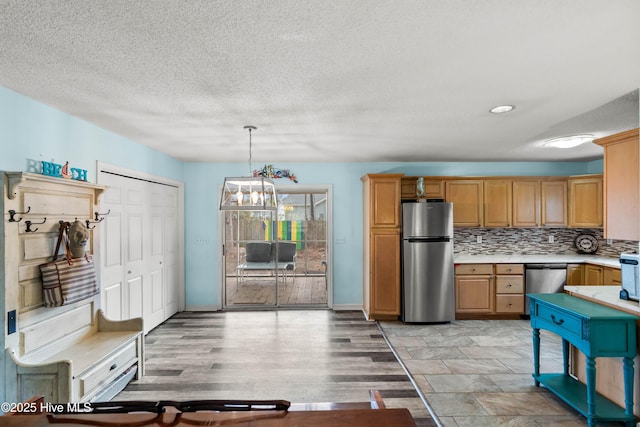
(566, 264), (620, 286)
(512, 180), (540, 227)
(541, 180), (567, 227)
(603, 266), (622, 285)
(512, 179), (567, 227)
(445, 180), (483, 227)
(367, 175), (402, 228)
(593, 128), (640, 240)
(568, 175), (603, 228)
(401, 176), (445, 200)
(454, 264), (494, 314)
(566, 264), (584, 286)
(583, 264), (603, 285)
(494, 264), (524, 313)
(484, 180), (512, 227)
(362, 174), (402, 320)
(368, 228), (401, 317)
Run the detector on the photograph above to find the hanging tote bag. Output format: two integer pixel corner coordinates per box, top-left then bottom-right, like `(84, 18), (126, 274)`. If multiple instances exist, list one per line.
(40, 221), (99, 307)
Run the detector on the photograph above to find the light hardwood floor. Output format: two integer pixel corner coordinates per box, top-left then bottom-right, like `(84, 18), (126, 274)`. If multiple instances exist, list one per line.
(115, 310), (436, 426)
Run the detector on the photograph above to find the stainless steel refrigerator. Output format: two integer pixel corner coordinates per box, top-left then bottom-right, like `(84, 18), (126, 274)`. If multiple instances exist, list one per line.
(401, 201), (454, 323)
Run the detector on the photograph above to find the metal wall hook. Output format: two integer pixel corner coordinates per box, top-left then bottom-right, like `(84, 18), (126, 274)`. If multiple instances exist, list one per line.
(8, 206), (30, 222)
(94, 209), (111, 222)
(25, 217), (46, 233)
(85, 219), (99, 230)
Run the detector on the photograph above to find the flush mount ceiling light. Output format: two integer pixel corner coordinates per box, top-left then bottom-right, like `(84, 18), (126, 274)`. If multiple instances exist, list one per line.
(220, 126), (277, 211)
(543, 134), (595, 149)
(489, 105), (515, 114)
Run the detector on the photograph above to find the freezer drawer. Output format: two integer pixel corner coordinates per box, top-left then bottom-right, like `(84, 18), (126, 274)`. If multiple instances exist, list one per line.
(401, 240), (454, 323)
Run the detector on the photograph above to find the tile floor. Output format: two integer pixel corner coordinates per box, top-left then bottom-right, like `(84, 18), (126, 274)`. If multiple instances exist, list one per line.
(379, 318), (628, 426)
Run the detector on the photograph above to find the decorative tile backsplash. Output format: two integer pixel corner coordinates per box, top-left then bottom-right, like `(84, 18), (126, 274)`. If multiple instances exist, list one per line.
(454, 228), (639, 257)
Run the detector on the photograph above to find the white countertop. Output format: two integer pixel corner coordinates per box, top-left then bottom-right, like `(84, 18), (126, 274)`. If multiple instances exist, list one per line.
(454, 254), (621, 268)
(564, 285), (640, 315)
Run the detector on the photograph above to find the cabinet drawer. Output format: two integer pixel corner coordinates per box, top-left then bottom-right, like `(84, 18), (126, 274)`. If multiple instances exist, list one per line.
(495, 264), (524, 275)
(79, 341), (137, 398)
(495, 276), (524, 293)
(533, 303), (582, 341)
(496, 295), (524, 313)
(455, 264), (493, 275)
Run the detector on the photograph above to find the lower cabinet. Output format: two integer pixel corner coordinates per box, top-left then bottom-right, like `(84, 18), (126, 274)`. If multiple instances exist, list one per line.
(604, 266), (622, 285)
(566, 264), (584, 286)
(365, 229), (401, 318)
(584, 264), (604, 285)
(455, 264), (494, 314)
(455, 263), (525, 319)
(495, 264), (525, 313)
(567, 264), (621, 286)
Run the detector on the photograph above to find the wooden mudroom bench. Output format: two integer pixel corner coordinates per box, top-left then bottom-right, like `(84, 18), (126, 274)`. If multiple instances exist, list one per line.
(6, 308), (143, 404)
(1, 172), (144, 407)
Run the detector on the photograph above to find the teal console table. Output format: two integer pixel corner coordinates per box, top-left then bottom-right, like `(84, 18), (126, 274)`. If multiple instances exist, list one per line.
(529, 293), (638, 427)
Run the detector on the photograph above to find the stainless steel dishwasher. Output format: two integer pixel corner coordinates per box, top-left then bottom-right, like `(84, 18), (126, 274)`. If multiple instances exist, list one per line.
(524, 263), (567, 315)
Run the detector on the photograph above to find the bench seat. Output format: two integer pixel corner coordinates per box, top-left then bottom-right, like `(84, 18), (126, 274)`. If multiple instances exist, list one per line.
(6, 309), (143, 404)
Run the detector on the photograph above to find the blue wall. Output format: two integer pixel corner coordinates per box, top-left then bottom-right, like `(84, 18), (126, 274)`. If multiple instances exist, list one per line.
(0, 87), (184, 181)
(1, 88), (605, 309)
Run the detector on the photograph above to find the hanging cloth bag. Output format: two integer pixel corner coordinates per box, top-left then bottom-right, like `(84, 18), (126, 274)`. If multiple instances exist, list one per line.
(40, 221), (99, 307)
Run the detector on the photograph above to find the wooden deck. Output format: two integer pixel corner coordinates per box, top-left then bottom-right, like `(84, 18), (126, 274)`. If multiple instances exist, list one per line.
(225, 274), (328, 306)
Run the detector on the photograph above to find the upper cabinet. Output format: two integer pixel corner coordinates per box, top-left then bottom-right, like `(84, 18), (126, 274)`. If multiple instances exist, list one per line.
(512, 180), (541, 227)
(400, 176), (445, 200)
(568, 175), (603, 228)
(445, 180), (484, 227)
(593, 129), (640, 240)
(365, 174), (402, 228)
(541, 180), (568, 227)
(392, 173), (601, 229)
(510, 179), (567, 228)
(484, 180), (512, 227)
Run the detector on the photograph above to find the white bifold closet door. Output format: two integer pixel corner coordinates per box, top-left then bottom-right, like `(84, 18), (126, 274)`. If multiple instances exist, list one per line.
(99, 172), (179, 334)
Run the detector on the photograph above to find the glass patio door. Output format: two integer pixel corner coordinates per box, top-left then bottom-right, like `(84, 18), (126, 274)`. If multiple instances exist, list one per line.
(223, 188), (328, 308)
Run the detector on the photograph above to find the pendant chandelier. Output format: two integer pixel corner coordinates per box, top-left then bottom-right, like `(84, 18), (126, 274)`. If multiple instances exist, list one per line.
(220, 126), (277, 211)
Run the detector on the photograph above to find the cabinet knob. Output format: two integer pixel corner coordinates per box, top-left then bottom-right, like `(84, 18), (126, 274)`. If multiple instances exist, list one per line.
(507, 268), (512, 272)
(472, 268), (476, 272)
(507, 283), (512, 287)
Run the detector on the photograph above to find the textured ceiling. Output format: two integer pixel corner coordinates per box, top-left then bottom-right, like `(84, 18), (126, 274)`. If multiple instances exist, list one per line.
(1, 0), (639, 163)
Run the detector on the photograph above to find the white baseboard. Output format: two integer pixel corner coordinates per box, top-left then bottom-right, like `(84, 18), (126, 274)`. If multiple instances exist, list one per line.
(184, 304), (221, 311)
(332, 304), (363, 311)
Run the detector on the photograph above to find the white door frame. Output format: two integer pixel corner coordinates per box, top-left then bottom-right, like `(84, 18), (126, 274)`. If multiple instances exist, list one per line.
(218, 184), (333, 309)
(97, 161), (186, 314)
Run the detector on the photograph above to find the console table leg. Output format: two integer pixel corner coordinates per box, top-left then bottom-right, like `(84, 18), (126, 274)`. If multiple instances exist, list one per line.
(585, 356), (596, 427)
(562, 338), (569, 376)
(623, 356), (634, 420)
(532, 328), (540, 386)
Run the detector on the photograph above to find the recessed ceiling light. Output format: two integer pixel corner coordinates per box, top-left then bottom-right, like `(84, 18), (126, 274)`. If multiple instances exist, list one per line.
(489, 105), (515, 114)
(543, 134), (595, 149)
